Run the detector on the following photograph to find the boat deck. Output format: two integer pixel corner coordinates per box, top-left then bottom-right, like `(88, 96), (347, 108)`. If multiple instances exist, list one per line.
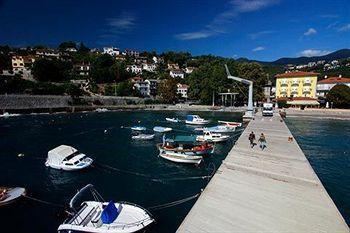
(177, 113), (349, 233)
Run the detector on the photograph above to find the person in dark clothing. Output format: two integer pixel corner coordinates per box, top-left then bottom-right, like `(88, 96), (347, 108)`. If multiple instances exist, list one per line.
(248, 132), (256, 148)
(259, 133), (267, 150)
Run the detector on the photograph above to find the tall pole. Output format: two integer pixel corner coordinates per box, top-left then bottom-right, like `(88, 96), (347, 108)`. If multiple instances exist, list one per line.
(212, 91), (215, 107)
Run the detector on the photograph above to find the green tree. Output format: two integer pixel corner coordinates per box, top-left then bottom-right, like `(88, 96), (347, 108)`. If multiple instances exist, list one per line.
(158, 78), (178, 103)
(77, 42), (90, 54)
(32, 58), (72, 82)
(58, 41), (77, 51)
(110, 61), (130, 82)
(90, 54), (115, 83)
(326, 84), (350, 108)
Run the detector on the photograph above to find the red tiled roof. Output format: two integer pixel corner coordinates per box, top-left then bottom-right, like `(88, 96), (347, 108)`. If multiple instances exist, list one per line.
(275, 71), (319, 78)
(317, 77), (350, 84)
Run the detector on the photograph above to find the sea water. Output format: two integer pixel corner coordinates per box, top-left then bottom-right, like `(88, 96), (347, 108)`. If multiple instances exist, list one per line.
(286, 117), (350, 225)
(0, 110), (242, 232)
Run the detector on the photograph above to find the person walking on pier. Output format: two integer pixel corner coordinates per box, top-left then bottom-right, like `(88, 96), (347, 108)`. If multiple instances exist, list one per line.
(248, 132), (256, 148)
(259, 133), (267, 150)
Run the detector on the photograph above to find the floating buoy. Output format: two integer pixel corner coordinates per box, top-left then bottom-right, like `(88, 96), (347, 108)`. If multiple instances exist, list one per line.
(17, 153), (24, 157)
(138, 120), (141, 123)
(104, 129), (107, 134)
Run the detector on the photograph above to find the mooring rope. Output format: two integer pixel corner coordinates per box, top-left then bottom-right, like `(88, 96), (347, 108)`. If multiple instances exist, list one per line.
(148, 192), (201, 210)
(23, 195), (65, 208)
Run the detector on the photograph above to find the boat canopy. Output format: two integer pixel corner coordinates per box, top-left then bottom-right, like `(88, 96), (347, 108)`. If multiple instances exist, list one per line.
(101, 201), (120, 224)
(186, 115), (198, 121)
(47, 145), (78, 165)
(166, 135), (197, 143)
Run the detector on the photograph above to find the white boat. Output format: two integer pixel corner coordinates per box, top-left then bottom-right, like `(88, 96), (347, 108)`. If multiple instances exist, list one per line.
(196, 131), (230, 143)
(204, 125), (236, 133)
(158, 150), (202, 164)
(218, 120), (242, 127)
(0, 187), (26, 207)
(185, 115), (210, 125)
(165, 117), (180, 123)
(130, 126), (146, 131)
(95, 108), (109, 113)
(153, 126), (172, 133)
(131, 134), (155, 140)
(58, 184), (154, 233)
(45, 145), (93, 171)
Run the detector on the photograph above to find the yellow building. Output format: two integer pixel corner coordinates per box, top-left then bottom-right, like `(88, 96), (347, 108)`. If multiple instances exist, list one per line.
(275, 71), (319, 98)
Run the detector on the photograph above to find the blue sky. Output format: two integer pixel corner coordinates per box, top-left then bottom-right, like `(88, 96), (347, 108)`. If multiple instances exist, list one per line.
(0, 0), (349, 61)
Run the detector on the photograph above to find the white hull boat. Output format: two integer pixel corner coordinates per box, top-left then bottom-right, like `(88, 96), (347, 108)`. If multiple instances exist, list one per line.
(131, 134), (155, 140)
(196, 131), (230, 143)
(0, 187), (26, 207)
(204, 125), (236, 133)
(165, 117), (180, 123)
(218, 120), (242, 127)
(58, 184), (154, 233)
(185, 115), (209, 125)
(45, 145), (93, 171)
(159, 150), (202, 164)
(153, 126), (172, 133)
(0, 112), (20, 118)
(130, 126), (146, 131)
(95, 108), (109, 113)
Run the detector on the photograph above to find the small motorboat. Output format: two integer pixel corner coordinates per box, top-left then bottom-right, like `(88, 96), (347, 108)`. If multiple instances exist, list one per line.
(58, 184), (154, 233)
(158, 150), (203, 165)
(218, 120), (242, 127)
(95, 108), (109, 113)
(153, 126), (172, 133)
(165, 117), (180, 123)
(196, 131), (230, 143)
(131, 134), (155, 140)
(204, 125), (236, 133)
(45, 145), (93, 171)
(159, 135), (214, 155)
(131, 126), (146, 131)
(185, 115), (210, 125)
(0, 187), (26, 207)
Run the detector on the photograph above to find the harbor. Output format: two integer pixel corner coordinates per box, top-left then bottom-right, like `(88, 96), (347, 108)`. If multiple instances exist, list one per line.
(177, 113), (350, 232)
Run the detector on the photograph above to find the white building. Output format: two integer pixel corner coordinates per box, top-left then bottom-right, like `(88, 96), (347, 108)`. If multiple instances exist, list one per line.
(145, 79), (160, 96)
(177, 83), (189, 98)
(127, 65), (142, 74)
(36, 49), (60, 58)
(11, 56), (25, 73)
(133, 81), (149, 97)
(142, 63), (157, 72)
(74, 62), (91, 76)
(317, 75), (350, 97)
(125, 49), (139, 57)
(170, 69), (185, 79)
(103, 47), (120, 56)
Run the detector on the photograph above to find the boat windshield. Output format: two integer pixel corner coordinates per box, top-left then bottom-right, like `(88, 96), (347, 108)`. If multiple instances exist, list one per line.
(63, 151), (80, 161)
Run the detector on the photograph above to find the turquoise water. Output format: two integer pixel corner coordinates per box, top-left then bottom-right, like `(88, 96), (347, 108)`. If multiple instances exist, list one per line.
(286, 117), (350, 225)
(0, 111), (242, 233)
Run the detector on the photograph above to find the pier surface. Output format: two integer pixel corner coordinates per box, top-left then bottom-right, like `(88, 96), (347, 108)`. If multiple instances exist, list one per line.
(177, 114), (349, 233)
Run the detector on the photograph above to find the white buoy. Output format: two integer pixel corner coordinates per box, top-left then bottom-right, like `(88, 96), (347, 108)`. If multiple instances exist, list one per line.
(17, 153), (24, 157)
(104, 129), (107, 134)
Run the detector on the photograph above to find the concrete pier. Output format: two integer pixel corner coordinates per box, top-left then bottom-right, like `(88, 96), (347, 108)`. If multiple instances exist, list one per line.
(177, 114), (349, 233)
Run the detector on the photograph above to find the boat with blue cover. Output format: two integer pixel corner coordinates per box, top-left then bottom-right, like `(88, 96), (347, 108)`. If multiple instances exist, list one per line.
(185, 115), (210, 125)
(58, 184), (154, 233)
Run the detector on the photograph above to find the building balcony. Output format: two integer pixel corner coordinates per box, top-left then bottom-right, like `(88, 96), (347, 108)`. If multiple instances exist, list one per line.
(291, 82), (300, 87)
(303, 82), (312, 86)
(280, 83), (288, 87)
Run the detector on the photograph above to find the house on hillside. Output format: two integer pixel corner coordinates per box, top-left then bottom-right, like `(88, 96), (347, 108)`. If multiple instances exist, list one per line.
(170, 69), (185, 79)
(35, 49), (60, 58)
(125, 49), (140, 57)
(167, 63), (179, 70)
(74, 62), (91, 77)
(177, 83), (189, 98)
(142, 63), (157, 72)
(184, 67), (196, 74)
(103, 47), (120, 56)
(316, 75), (350, 97)
(126, 65), (142, 74)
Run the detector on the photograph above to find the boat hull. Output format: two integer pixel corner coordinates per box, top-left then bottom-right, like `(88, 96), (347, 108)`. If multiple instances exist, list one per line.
(159, 151), (202, 164)
(185, 120), (209, 125)
(0, 187), (26, 207)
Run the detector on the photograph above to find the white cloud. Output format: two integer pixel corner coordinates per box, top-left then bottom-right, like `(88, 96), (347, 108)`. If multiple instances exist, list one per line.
(300, 49), (331, 57)
(303, 28), (317, 36)
(175, 31), (214, 40)
(253, 46), (265, 52)
(327, 21), (339, 29)
(249, 30), (275, 40)
(338, 24), (350, 32)
(101, 12), (136, 38)
(175, 0), (279, 40)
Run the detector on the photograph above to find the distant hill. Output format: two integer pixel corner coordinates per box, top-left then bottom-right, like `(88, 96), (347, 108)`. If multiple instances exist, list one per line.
(236, 49), (350, 66)
(272, 49), (350, 65)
